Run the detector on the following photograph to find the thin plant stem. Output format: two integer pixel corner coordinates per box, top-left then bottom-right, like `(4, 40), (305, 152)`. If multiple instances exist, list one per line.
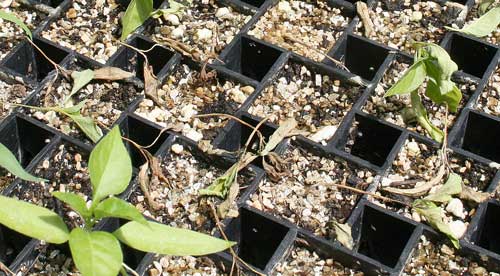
(122, 263), (140, 276)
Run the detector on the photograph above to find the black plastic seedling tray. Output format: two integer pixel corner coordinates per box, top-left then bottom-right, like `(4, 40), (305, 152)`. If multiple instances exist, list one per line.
(0, 0), (500, 275)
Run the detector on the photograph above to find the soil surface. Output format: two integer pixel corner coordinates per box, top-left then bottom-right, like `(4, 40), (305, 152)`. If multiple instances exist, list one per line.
(134, 62), (254, 142)
(477, 65), (500, 117)
(147, 255), (233, 276)
(249, 0), (350, 62)
(22, 244), (79, 275)
(0, 80), (32, 120)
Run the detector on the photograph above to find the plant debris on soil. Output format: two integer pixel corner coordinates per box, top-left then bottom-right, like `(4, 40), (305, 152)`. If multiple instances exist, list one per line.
(274, 240), (364, 276)
(10, 143), (91, 228)
(248, 62), (362, 145)
(362, 59), (476, 138)
(477, 65), (500, 117)
(248, 0), (350, 62)
(146, 0), (251, 61)
(147, 255), (231, 276)
(0, 168), (15, 193)
(403, 235), (494, 276)
(354, 0), (464, 53)
(134, 63), (255, 142)
(129, 142), (255, 235)
(247, 144), (373, 239)
(463, 0), (499, 45)
(0, 79), (32, 121)
(40, 0), (123, 64)
(0, 1), (47, 59)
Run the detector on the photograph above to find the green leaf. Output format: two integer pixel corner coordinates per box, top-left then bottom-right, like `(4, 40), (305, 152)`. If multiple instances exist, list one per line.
(260, 118), (297, 156)
(479, 0), (495, 15)
(0, 143), (46, 182)
(89, 127), (132, 203)
(120, 0), (153, 41)
(0, 195), (69, 244)
(451, 7), (500, 37)
(114, 221), (235, 256)
(67, 113), (103, 143)
(52, 191), (92, 220)
(94, 197), (148, 226)
(420, 43), (458, 80)
(69, 228), (123, 276)
(0, 10), (32, 39)
(70, 70), (95, 100)
(150, 0), (187, 18)
(425, 78), (462, 113)
(199, 163), (238, 198)
(424, 173), (463, 203)
(413, 199), (460, 248)
(384, 60), (427, 97)
(410, 91), (444, 143)
(55, 100), (88, 114)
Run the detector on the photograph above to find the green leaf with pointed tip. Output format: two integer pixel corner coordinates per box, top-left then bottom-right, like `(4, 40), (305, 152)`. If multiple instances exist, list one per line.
(451, 7), (500, 37)
(0, 195), (69, 243)
(384, 60), (427, 97)
(114, 221), (235, 256)
(425, 77), (462, 113)
(0, 10), (32, 39)
(199, 163), (238, 198)
(69, 228), (123, 276)
(70, 70), (95, 99)
(52, 191), (92, 219)
(424, 173), (462, 203)
(0, 143), (46, 182)
(55, 100), (88, 114)
(420, 43), (458, 80)
(89, 127), (132, 203)
(67, 113), (103, 143)
(410, 91), (444, 143)
(413, 199), (460, 248)
(120, 0), (153, 41)
(94, 197), (148, 225)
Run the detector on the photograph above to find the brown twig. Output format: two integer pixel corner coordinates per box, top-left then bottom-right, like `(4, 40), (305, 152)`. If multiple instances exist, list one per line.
(0, 261), (14, 276)
(327, 183), (412, 207)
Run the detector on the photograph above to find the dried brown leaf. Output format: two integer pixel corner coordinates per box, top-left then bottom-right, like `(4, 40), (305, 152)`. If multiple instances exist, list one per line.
(261, 118), (297, 156)
(93, 67), (134, 80)
(383, 165), (446, 197)
(138, 162), (160, 210)
(143, 64), (163, 106)
(217, 181), (239, 219)
(198, 140), (232, 156)
(459, 184), (491, 204)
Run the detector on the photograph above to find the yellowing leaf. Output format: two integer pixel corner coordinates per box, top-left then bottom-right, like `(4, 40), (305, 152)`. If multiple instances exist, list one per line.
(413, 199), (459, 248)
(260, 118), (297, 156)
(332, 220), (353, 250)
(70, 69), (95, 99)
(199, 163), (238, 198)
(424, 173), (462, 203)
(411, 91), (444, 143)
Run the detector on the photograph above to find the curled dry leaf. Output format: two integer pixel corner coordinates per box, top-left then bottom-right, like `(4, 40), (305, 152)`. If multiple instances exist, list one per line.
(459, 184), (491, 204)
(198, 140), (232, 156)
(217, 181), (240, 219)
(138, 162), (161, 211)
(331, 220), (353, 250)
(93, 67), (134, 80)
(260, 118), (297, 156)
(262, 152), (288, 182)
(143, 64), (163, 107)
(383, 164), (446, 197)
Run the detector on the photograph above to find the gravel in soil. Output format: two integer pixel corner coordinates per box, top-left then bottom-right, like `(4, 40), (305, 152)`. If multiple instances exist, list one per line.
(40, 0), (123, 64)
(134, 63), (255, 142)
(23, 63), (141, 144)
(354, 0), (463, 53)
(147, 255), (233, 276)
(273, 239), (364, 276)
(247, 144), (373, 239)
(372, 138), (496, 229)
(476, 66), (500, 117)
(248, 0), (349, 62)
(0, 168), (15, 193)
(146, 0), (251, 61)
(463, 0), (499, 46)
(403, 235), (495, 276)
(129, 143), (256, 235)
(21, 244), (79, 275)
(362, 59), (476, 138)
(248, 62), (362, 145)
(0, 79), (33, 121)
(0, 1), (47, 59)
(10, 143), (91, 228)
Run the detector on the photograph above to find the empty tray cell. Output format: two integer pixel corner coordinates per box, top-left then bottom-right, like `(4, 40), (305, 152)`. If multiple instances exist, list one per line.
(0, 3), (47, 59)
(240, 0), (266, 9)
(463, 0), (499, 46)
(0, 224), (32, 267)
(10, 142), (92, 226)
(146, 0), (251, 61)
(248, 0), (350, 62)
(445, 33), (498, 79)
(3, 38), (69, 81)
(225, 208), (289, 271)
(341, 114), (402, 168)
(246, 143), (373, 238)
(40, 0), (126, 64)
(373, 138), (496, 225)
(273, 239), (364, 275)
(476, 65), (500, 117)
(145, 255), (230, 275)
(404, 235), (493, 275)
(223, 36), (282, 82)
(356, 205), (416, 268)
(108, 35), (175, 81)
(128, 139), (258, 234)
(119, 115), (170, 168)
(460, 111), (500, 163)
(329, 35), (389, 81)
(354, 0), (463, 53)
(0, 80), (34, 122)
(248, 60), (363, 145)
(22, 58), (141, 144)
(362, 57), (475, 139)
(473, 201), (500, 255)
(134, 62), (255, 142)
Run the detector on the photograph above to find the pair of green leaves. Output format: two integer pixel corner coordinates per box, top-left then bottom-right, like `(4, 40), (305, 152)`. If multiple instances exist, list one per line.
(0, 10), (32, 39)
(446, 6), (500, 37)
(384, 43), (461, 142)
